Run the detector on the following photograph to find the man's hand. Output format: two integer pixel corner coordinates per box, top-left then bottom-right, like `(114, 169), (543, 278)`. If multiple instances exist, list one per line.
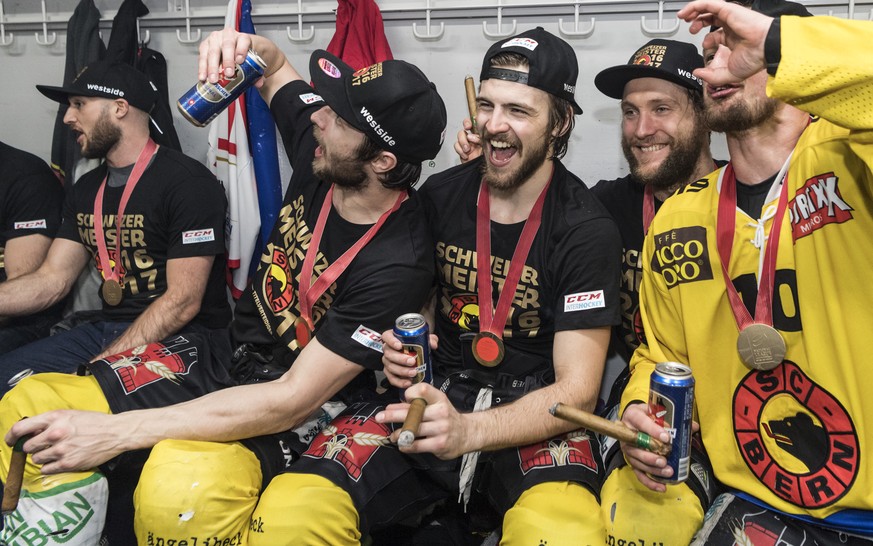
(381, 329), (438, 389)
(5, 411), (126, 474)
(199, 28), (253, 84)
(376, 383), (471, 460)
(453, 118), (483, 163)
(678, 0), (773, 85)
(619, 403), (674, 492)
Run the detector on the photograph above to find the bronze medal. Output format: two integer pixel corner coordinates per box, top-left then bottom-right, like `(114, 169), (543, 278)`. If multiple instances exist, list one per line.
(102, 279), (124, 306)
(472, 331), (505, 367)
(295, 316), (314, 348)
(737, 323), (786, 371)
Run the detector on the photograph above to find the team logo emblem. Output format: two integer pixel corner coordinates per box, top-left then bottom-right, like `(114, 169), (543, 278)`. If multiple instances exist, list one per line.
(789, 172), (854, 240)
(448, 294), (479, 331)
(94, 248), (127, 281)
(518, 432), (597, 475)
(264, 248), (295, 313)
(302, 405), (390, 481)
(733, 361), (859, 508)
(104, 336), (199, 394)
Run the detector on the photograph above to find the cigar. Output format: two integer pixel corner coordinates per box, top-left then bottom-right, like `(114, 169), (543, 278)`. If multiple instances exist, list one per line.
(464, 75), (478, 133)
(549, 403), (671, 457)
(397, 398), (427, 448)
(2, 437), (27, 515)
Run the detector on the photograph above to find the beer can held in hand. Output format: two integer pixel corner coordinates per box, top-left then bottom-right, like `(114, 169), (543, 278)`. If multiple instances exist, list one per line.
(648, 362), (694, 483)
(393, 313), (432, 385)
(177, 50), (266, 127)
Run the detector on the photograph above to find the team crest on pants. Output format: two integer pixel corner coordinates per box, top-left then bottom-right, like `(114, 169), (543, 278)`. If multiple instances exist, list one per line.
(302, 405), (390, 481)
(102, 336), (199, 394)
(518, 431), (597, 475)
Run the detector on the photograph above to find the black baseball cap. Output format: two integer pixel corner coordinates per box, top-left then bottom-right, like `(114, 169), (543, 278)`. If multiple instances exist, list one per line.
(594, 39), (704, 100)
(479, 27), (583, 114)
(37, 60), (160, 113)
(308, 50), (447, 163)
(711, 0), (811, 31)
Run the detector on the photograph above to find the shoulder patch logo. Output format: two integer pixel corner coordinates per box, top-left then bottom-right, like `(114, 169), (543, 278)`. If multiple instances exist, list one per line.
(650, 226), (713, 288)
(352, 325), (384, 353)
(14, 219), (47, 230)
(733, 361), (859, 508)
(789, 172), (854, 240)
(563, 290), (605, 312)
(299, 92), (323, 105)
(182, 228), (215, 244)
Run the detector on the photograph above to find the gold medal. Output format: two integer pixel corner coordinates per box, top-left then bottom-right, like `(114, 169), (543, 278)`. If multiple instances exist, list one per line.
(295, 316), (314, 348)
(737, 323), (786, 371)
(102, 279), (124, 306)
(472, 331), (505, 367)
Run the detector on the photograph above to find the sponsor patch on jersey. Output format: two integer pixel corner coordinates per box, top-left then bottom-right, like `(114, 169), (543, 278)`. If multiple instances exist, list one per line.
(563, 290), (605, 312)
(352, 325), (384, 353)
(299, 92), (323, 105)
(502, 37), (538, 51)
(789, 172), (854, 240)
(182, 228), (215, 244)
(13, 219), (47, 230)
(650, 226), (714, 288)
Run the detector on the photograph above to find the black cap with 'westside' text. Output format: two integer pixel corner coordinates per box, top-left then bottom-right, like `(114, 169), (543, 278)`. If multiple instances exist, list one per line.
(594, 39), (704, 100)
(37, 60), (160, 113)
(309, 50), (447, 163)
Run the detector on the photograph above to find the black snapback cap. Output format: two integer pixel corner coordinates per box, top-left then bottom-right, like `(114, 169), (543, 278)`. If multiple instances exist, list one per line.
(595, 39), (704, 100)
(37, 60), (160, 113)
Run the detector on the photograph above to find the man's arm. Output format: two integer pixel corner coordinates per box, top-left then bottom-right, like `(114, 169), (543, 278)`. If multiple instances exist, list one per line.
(0, 238), (89, 318)
(3, 234), (53, 279)
(377, 327), (610, 460)
(6, 337), (363, 474)
(198, 29), (302, 107)
(93, 255), (214, 360)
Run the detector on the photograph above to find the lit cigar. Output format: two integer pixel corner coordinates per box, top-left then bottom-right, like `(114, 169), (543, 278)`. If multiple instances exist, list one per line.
(464, 75), (478, 133)
(549, 403), (671, 457)
(2, 437), (27, 515)
(398, 398), (427, 448)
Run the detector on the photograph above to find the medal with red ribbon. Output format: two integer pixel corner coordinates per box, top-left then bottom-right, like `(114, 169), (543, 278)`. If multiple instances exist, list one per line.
(294, 185), (407, 348)
(94, 139), (158, 306)
(716, 160), (791, 371)
(472, 175), (551, 367)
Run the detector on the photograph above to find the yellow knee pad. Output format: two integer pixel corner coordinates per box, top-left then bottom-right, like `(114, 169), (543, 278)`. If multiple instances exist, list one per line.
(249, 473), (360, 546)
(502, 481), (605, 546)
(134, 439), (262, 546)
(600, 465), (704, 545)
(0, 374), (110, 544)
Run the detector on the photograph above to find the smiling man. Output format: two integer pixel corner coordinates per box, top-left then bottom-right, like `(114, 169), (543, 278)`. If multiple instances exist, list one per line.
(250, 27), (622, 546)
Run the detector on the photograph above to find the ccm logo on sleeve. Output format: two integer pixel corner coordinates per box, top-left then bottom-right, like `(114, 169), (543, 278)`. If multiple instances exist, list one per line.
(352, 325), (384, 353)
(564, 290), (605, 312)
(299, 92), (324, 105)
(182, 229), (215, 244)
(14, 219), (47, 230)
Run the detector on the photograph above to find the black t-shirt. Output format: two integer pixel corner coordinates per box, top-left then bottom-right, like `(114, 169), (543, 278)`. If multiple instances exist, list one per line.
(0, 141), (64, 283)
(420, 158), (621, 386)
(230, 80), (434, 373)
(56, 146), (231, 328)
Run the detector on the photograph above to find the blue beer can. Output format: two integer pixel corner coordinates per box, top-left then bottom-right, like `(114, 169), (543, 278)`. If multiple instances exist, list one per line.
(648, 362), (694, 483)
(177, 50), (267, 127)
(393, 313), (432, 385)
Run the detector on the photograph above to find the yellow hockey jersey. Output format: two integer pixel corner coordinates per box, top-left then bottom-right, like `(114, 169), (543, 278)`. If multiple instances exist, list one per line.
(623, 15), (873, 521)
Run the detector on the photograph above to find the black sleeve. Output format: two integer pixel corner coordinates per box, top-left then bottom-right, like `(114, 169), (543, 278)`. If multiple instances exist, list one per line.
(765, 19), (782, 76)
(162, 169), (228, 259)
(269, 80), (325, 170)
(1, 164), (64, 242)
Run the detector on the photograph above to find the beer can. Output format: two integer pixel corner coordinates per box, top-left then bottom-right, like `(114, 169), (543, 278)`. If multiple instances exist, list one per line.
(177, 50), (267, 127)
(393, 313), (432, 385)
(648, 362), (694, 483)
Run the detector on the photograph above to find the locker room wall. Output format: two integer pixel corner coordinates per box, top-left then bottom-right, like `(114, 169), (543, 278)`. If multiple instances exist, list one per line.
(0, 0), (855, 184)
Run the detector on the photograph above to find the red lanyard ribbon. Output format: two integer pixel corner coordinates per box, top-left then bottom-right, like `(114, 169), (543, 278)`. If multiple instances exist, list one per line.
(643, 184), (655, 236)
(295, 185), (407, 346)
(475, 175), (551, 345)
(93, 139), (158, 285)
(715, 161), (790, 331)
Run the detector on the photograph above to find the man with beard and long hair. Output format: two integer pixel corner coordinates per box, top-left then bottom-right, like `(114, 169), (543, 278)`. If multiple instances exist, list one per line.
(0, 60), (231, 398)
(275, 28), (621, 545)
(590, 38), (724, 546)
(1, 32), (446, 545)
(619, 0), (873, 543)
